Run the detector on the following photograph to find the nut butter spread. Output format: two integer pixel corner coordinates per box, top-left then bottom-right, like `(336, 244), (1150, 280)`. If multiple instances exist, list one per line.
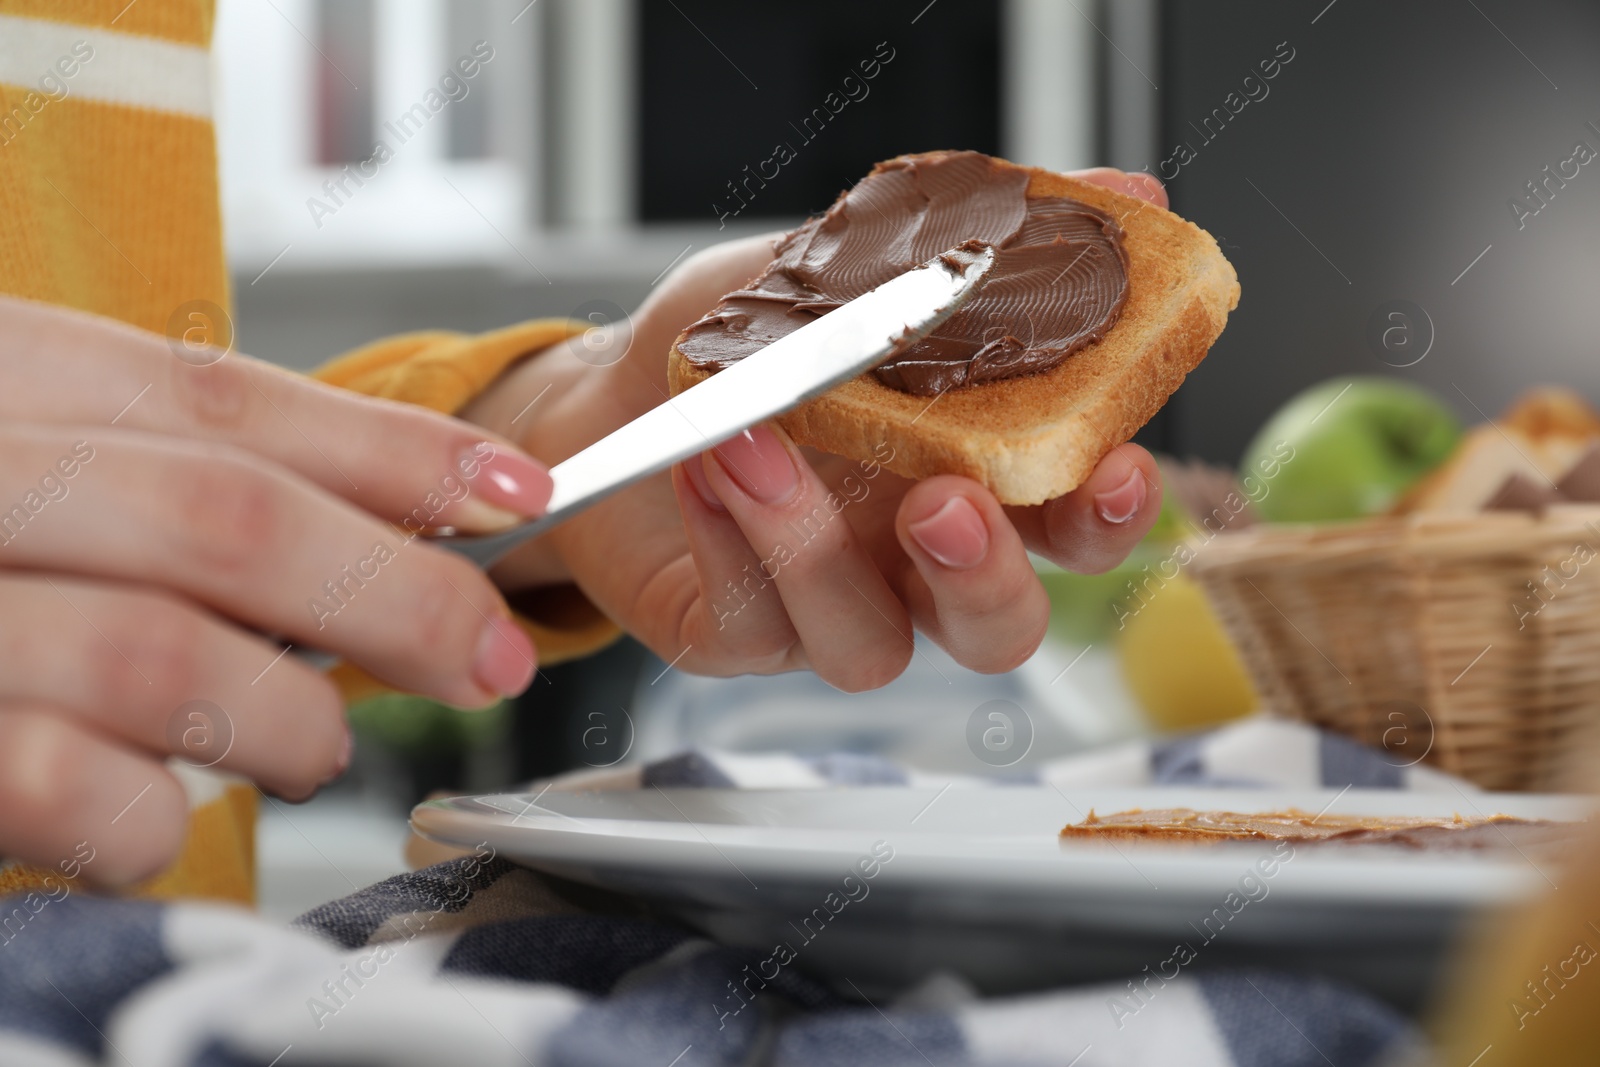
(676, 150), (1130, 397)
(1059, 808), (1572, 852)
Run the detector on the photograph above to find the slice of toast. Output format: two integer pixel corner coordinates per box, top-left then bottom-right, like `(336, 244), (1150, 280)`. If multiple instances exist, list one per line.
(1396, 388), (1600, 514)
(666, 152), (1240, 506)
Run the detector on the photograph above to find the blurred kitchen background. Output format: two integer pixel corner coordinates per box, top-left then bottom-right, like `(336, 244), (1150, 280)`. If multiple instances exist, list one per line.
(225, 0), (1600, 913)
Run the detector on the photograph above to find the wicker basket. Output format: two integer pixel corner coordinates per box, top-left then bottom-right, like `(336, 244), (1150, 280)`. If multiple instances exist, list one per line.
(1187, 506), (1600, 790)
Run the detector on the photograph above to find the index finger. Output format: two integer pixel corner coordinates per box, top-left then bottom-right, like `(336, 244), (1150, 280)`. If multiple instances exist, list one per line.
(0, 297), (552, 533)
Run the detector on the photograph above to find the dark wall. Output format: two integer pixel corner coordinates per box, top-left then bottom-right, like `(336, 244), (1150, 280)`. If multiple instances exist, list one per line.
(637, 0), (1001, 222)
(1157, 0), (1600, 464)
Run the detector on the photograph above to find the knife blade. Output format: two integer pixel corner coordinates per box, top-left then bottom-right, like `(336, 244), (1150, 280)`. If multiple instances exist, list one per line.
(435, 242), (996, 570)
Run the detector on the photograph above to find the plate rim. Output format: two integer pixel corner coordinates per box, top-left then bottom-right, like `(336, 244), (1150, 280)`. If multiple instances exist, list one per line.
(410, 785), (1591, 909)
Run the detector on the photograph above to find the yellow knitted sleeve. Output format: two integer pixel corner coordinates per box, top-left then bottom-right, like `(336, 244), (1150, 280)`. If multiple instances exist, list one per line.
(0, 0), (619, 910)
(311, 319), (622, 704)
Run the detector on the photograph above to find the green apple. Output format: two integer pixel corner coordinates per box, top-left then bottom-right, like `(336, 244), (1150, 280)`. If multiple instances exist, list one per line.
(1241, 376), (1462, 523)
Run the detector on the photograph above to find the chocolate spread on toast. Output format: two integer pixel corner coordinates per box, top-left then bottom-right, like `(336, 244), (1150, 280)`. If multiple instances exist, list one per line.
(676, 151), (1130, 397)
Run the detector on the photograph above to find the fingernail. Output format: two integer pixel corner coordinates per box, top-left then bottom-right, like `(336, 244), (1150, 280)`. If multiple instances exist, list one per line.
(466, 445), (553, 517)
(713, 426), (798, 506)
(323, 727), (353, 785)
(1095, 469), (1146, 525)
(473, 617), (537, 698)
(908, 496), (989, 569)
(683, 455), (726, 512)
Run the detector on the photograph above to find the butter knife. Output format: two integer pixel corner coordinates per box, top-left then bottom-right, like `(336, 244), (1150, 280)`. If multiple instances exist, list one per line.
(435, 242), (994, 569)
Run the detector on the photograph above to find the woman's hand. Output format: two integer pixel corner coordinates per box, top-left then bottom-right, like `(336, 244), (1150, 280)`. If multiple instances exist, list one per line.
(467, 168), (1167, 690)
(0, 297), (552, 884)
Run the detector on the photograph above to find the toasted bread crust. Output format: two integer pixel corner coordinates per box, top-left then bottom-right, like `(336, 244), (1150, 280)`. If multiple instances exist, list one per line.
(667, 154), (1241, 506)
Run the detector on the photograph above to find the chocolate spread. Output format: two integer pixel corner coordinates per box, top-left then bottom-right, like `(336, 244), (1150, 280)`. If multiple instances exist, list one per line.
(676, 151), (1130, 397)
(1058, 808), (1573, 852)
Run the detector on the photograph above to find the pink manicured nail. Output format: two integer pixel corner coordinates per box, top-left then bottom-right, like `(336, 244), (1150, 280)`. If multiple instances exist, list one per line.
(467, 445), (554, 517)
(713, 426), (798, 506)
(908, 496), (989, 569)
(473, 617), (537, 698)
(1095, 469), (1146, 525)
(323, 727), (353, 785)
(683, 455), (727, 512)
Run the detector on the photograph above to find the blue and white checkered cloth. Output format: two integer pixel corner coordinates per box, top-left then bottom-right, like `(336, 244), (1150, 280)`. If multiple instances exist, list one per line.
(0, 720), (1439, 1066)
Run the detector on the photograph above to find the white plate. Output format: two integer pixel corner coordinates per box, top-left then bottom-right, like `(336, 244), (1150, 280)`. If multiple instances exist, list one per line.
(412, 787), (1590, 1004)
